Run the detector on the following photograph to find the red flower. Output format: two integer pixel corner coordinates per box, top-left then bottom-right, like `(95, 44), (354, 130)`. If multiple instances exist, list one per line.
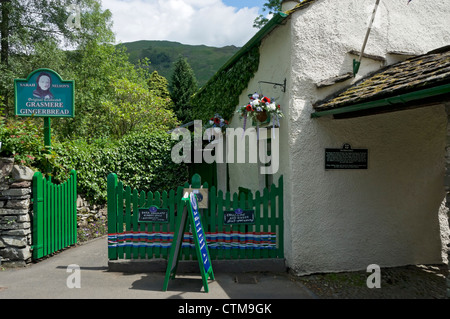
(277, 104), (281, 109)
(246, 104), (253, 112)
(261, 96), (271, 103)
(214, 117), (221, 124)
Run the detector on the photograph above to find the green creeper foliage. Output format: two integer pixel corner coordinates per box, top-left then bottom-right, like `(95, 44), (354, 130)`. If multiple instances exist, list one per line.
(191, 46), (260, 123)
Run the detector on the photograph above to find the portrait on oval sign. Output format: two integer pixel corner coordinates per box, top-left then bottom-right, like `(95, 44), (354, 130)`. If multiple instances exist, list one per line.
(33, 72), (55, 100)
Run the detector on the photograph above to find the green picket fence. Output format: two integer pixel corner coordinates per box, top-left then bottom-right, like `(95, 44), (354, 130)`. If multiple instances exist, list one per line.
(32, 170), (77, 259)
(107, 173), (284, 261)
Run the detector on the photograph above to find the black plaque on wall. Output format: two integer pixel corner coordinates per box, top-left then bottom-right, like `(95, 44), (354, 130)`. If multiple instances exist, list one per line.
(325, 143), (368, 169)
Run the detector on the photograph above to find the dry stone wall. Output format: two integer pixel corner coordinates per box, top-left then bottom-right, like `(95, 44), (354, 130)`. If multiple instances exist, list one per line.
(0, 158), (34, 267)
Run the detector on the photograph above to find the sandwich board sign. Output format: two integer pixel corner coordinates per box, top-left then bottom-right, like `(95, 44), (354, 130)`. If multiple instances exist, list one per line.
(163, 192), (214, 292)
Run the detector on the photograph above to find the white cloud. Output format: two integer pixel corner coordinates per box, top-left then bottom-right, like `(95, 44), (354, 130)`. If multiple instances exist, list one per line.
(101, 0), (261, 47)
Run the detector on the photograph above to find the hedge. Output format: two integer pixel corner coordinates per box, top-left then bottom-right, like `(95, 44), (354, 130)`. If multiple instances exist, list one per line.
(52, 130), (189, 204)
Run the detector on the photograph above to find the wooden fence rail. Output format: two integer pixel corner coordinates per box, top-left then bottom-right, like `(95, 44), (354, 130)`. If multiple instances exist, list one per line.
(107, 174), (284, 261)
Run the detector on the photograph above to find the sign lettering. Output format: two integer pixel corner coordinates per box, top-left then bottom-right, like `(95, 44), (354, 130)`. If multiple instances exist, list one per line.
(224, 208), (255, 225)
(138, 206), (169, 223)
(325, 143), (368, 169)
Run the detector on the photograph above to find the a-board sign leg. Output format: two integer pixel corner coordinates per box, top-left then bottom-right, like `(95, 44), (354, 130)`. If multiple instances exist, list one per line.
(163, 274), (170, 291)
(202, 275), (210, 293)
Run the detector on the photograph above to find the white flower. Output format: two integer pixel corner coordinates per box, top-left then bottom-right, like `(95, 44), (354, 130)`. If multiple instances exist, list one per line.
(252, 93), (260, 100)
(268, 103), (276, 111)
(251, 99), (260, 107)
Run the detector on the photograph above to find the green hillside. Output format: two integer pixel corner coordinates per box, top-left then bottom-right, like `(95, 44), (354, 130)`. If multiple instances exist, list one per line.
(118, 40), (240, 87)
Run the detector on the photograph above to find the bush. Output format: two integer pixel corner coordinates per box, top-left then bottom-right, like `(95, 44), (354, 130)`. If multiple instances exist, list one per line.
(0, 117), (188, 205)
(0, 117), (55, 169)
(52, 129), (188, 204)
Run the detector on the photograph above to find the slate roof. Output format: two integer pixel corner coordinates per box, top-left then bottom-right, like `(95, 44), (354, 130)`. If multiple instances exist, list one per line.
(313, 46), (450, 112)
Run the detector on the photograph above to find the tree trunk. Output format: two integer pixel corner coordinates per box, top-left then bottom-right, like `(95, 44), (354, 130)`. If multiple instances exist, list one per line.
(0, 1), (10, 117)
(0, 1), (10, 65)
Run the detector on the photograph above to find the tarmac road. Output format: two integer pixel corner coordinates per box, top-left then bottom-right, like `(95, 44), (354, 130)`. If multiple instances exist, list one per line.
(0, 236), (317, 300)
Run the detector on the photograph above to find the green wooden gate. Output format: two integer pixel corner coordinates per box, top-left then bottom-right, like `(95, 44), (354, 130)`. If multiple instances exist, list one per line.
(32, 170), (77, 259)
(107, 173), (284, 261)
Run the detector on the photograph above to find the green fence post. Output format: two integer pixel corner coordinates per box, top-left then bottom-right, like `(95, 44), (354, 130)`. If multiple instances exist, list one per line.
(32, 172), (44, 259)
(70, 170), (77, 245)
(125, 185), (132, 259)
(132, 189), (139, 259)
(191, 173), (201, 188)
(117, 181), (124, 259)
(107, 173), (118, 260)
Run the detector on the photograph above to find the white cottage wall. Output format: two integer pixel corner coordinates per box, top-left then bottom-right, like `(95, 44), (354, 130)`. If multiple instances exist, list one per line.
(227, 0), (450, 274)
(285, 0), (450, 274)
(228, 21), (292, 195)
(290, 0), (450, 100)
(289, 103), (446, 273)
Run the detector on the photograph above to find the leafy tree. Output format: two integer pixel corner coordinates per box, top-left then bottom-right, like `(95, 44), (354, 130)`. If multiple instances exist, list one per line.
(148, 70), (171, 100)
(0, 0), (115, 116)
(253, 0), (282, 29)
(101, 78), (179, 139)
(53, 41), (148, 139)
(170, 56), (198, 124)
(0, 0), (189, 206)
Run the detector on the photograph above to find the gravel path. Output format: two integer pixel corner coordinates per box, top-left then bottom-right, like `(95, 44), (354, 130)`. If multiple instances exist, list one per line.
(293, 264), (448, 299)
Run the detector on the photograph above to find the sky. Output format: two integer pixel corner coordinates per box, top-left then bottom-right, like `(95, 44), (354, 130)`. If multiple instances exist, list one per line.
(100, 0), (271, 47)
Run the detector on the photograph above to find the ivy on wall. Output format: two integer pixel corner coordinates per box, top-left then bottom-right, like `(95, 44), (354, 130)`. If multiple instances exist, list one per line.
(191, 45), (260, 123)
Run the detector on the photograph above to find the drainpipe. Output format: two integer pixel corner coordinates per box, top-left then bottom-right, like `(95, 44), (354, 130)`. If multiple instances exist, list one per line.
(353, 0), (381, 76)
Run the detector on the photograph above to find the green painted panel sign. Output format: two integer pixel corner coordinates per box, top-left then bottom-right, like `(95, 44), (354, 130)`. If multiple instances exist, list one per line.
(14, 69), (74, 117)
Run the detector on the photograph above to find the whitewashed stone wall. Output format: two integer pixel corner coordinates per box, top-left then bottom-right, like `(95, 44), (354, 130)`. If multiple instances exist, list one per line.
(228, 0), (450, 275)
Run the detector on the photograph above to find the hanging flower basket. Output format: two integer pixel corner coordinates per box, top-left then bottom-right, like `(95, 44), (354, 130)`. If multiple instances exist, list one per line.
(204, 113), (229, 142)
(256, 110), (268, 122)
(236, 93), (283, 135)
